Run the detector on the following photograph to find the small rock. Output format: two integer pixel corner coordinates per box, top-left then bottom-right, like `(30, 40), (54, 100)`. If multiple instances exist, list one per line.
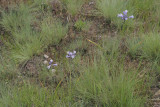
(89, 1), (94, 5)
(44, 54), (49, 59)
(155, 90), (160, 96)
(43, 60), (48, 64)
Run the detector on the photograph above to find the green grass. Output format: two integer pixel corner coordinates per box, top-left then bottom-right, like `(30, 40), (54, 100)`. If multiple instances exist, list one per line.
(75, 55), (146, 106)
(96, 0), (160, 32)
(96, 0), (126, 19)
(0, 0), (160, 106)
(126, 0), (160, 31)
(0, 50), (18, 81)
(0, 52), (148, 107)
(127, 33), (160, 61)
(0, 2), (68, 64)
(72, 37), (147, 106)
(74, 19), (90, 31)
(0, 82), (60, 106)
(61, 0), (85, 16)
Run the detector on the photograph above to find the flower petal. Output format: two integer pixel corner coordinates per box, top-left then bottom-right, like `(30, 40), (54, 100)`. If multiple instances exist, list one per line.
(73, 51), (76, 54)
(129, 15), (134, 19)
(117, 13), (123, 18)
(123, 10), (128, 15)
(124, 17), (128, 20)
(67, 51), (70, 54)
(47, 65), (51, 69)
(66, 55), (70, 58)
(50, 59), (53, 62)
(71, 55), (75, 59)
(49, 62), (52, 65)
(53, 64), (58, 66)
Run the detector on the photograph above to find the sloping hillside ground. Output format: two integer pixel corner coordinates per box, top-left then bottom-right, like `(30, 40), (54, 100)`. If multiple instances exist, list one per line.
(0, 0), (160, 106)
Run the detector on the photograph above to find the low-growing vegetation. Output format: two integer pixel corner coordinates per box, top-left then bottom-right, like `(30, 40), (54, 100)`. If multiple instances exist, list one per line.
(0, 0), (160, 106)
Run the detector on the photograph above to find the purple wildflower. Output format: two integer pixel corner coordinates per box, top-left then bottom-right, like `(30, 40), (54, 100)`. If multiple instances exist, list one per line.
(44, 57), (58, 70)
(129, 15), (134, 19)
(66, 55), (70, 58)
(47, 65), (51, 69)
(66, 51), (76, 59)
(53, 63), (58, 66)
(49, 59), (53, 65)
(118, 10), (134, 21)
(73, 51), (76, 54)
(123, 10), (128, 15)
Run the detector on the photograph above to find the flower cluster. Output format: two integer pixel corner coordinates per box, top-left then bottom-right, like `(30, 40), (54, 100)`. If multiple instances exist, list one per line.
(43, 54), (58, 73)
(47, 59), (58, 70)
(66, 51), (76, 59)
(118, 10), (134, 21)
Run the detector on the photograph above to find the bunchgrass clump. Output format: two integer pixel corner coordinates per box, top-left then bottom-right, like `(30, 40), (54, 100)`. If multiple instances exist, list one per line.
(75, 53), (146, 106)
(126, 0), (160, 31)
(96, 0), (126, 20)
(62, 0), (85, 16)
(126, 0), (155, 20)
(74, 19), (87, 31)
(0, 2), (68, 64)
(74, 19), (91, 31)
(0, 82), (62, 106)
(127, 33), (160, 61)
(41, 16), (68, 46)
(0, 50), (18, 81)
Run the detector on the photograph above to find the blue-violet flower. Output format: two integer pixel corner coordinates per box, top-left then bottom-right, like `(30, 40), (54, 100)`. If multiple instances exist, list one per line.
(118, 10), (134, 21)
(66, 51), (76, 59)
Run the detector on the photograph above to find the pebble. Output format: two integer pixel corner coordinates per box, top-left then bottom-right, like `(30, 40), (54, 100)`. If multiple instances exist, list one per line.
(44, 54), (49, 59)
(43, 60), (48, 64)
